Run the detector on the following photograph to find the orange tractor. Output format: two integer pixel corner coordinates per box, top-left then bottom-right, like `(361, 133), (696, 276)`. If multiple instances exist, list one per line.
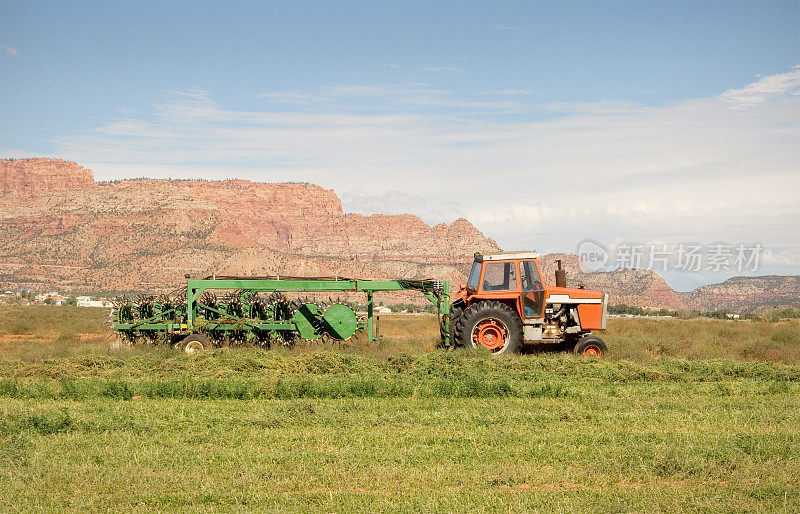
(449, 252), (608, 356)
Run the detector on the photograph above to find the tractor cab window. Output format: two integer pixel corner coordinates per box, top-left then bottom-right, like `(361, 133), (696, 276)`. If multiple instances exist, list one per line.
(520, 260), (545, 318)
(482, 261), (518, 292)
(467, 261), (481, 290)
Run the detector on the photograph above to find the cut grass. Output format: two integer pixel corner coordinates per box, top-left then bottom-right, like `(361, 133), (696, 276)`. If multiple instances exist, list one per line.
(604, 316), (800, 362)
(0, 306), (799, 511)
(2, 308), (800, 365)
(0, 385), (797, 512)
(0, 305), (111, 336)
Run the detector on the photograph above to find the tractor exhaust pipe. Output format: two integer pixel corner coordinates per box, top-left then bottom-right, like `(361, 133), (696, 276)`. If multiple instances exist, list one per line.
(555, 259), (567, 288)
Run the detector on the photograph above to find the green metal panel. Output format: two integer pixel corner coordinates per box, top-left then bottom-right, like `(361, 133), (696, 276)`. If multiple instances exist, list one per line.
(356, 280), (407, 291)
(323, 304), (358, 340)
(114, 275), (451, 346)
(293, 303), (324, 339)
(188, 278), (358, 292)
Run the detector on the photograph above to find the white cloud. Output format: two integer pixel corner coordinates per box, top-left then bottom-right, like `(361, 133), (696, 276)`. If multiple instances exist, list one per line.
(340, 190), (429, 215)
(721, 66), (800, 104)
(252, 91), (324, 103)
(330, 85), (395, 96)
(170, 87), (211, 99)
(253, 83), (520, 111)
(53, 67), (800, 284)
(1, 149), (54, 159)
(1, 45), (17, 57)
(760, 247), (800, 267)
(542, 99), (642, 114)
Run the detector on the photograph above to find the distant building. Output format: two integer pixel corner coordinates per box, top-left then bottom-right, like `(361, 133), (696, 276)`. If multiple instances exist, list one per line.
(36, 292), (63, 303)
(76, 296), (112, 308)
(49, 295), (67, 306)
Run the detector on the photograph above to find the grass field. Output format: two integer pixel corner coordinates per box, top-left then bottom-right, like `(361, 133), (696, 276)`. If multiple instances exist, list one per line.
(1, 306), (798, 512)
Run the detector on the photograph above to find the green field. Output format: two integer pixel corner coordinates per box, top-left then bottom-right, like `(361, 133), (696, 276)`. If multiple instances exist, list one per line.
(1, 306), (799, 512)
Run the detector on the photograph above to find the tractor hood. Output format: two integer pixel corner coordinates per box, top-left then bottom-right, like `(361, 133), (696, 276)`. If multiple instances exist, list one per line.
(544, 286), (604, 304)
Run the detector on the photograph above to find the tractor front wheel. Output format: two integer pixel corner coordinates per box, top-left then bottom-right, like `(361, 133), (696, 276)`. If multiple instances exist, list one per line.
(179, 333), (214, 355)
(454, 301), (522, 355)
(574, 335), (606, 358)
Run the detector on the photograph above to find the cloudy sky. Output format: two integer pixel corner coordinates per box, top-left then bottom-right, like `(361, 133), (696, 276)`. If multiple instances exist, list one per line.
(1, 1), (798, 289)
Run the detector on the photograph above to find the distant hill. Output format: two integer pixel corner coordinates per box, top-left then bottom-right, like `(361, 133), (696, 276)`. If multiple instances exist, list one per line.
(2, 158), (796, 312)
(689, 275), (800, 312)
(0, 158), (498, 292)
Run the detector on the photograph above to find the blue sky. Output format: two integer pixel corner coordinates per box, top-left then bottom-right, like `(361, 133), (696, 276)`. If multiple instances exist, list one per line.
(1, 1), (798, 289)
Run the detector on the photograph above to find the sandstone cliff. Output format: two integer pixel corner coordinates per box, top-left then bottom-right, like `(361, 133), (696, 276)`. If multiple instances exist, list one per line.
(689, 276), (800, 312)
(0, 158), (498, 293)
(2, 158), (794, 313)
(1, 158), (93, 194)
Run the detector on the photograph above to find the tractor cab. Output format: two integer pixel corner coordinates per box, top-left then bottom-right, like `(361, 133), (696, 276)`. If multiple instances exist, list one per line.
(465, 251), (546, 320)
(450, 251), (609, 357)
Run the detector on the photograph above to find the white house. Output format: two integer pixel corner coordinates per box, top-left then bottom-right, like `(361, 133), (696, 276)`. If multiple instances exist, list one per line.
(76, 296), (113, 308)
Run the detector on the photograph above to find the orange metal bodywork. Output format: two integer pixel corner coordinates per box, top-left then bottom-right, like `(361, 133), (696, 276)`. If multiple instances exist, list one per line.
(546, 286), (604, 330)
(455, 258), (605, 331)
(576, 303), (603, 330)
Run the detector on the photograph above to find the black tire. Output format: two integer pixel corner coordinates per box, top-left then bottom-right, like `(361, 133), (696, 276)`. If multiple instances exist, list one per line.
(573, 335), (606, 358)
(454, 301), (522, 355)
(179, 333), (214, 354)
(442, 301), (465, 348)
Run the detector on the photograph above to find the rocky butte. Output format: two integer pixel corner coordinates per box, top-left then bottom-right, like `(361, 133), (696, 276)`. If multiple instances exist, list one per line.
(1, 158), (94, 194)
(689, 276), (800, 312)
(0, 158), (499, 292)
(3, 158), (795, 312)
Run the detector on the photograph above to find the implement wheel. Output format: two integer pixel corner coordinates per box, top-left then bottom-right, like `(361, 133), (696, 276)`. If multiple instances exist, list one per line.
(442, 300), (465, 348)
(454, 301), (522, 356)
(574, 335), (606, 358)
(323, 304), (358, 340)
(179, 333), (213, 355)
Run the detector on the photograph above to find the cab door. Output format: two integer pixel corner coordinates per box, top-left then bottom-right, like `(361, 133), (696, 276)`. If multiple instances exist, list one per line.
(520, 260), (545, 319)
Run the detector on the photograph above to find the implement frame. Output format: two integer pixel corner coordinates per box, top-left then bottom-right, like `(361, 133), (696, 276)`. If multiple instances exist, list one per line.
(114, 276), (452, 346)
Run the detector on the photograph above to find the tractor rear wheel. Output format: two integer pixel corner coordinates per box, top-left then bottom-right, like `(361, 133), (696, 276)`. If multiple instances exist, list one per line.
(454, 301), (522, 355)
(574, 335), (606, 358)
(179, 333), (213, 354)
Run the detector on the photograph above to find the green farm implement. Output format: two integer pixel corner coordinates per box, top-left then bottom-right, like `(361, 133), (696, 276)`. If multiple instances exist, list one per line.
(113, 275), (451, 352)
(112, 252), (609, 356)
